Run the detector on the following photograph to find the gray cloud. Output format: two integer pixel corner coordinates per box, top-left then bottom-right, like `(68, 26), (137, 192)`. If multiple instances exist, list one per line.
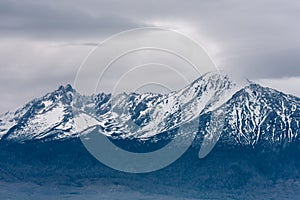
(0, 0), (300, 113)
(0, 0), (142, 40)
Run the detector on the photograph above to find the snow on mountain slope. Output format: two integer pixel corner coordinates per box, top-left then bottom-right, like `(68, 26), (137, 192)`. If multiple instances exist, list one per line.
(220, 84), (300, 146)
(73, 72), (247, 139)
(0, 85), (75, 141)
(0, 109), (28, 139)
(0, 71), (299, 147)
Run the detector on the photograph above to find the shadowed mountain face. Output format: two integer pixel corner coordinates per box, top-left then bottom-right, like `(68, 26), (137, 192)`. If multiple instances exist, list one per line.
(0, 72), (300, 199)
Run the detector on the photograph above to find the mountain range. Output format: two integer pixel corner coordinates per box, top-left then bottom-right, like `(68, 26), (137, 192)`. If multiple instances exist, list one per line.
(0, 71), (299, 149)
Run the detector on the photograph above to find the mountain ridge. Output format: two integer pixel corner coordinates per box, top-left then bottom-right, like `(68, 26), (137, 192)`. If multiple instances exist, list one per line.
(0, 72), (299, 148)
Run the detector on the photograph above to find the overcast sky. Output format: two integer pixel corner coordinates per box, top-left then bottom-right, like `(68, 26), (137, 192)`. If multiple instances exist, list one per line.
(0, 0), (300, 113)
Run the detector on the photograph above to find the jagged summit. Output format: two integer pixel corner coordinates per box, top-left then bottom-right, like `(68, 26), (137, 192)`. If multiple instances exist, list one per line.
(0, 84), (76, 141)
(57, 84), (74, 93)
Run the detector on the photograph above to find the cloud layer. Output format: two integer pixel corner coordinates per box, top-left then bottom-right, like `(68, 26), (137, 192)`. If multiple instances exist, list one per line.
(0, 0), (300, 113)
